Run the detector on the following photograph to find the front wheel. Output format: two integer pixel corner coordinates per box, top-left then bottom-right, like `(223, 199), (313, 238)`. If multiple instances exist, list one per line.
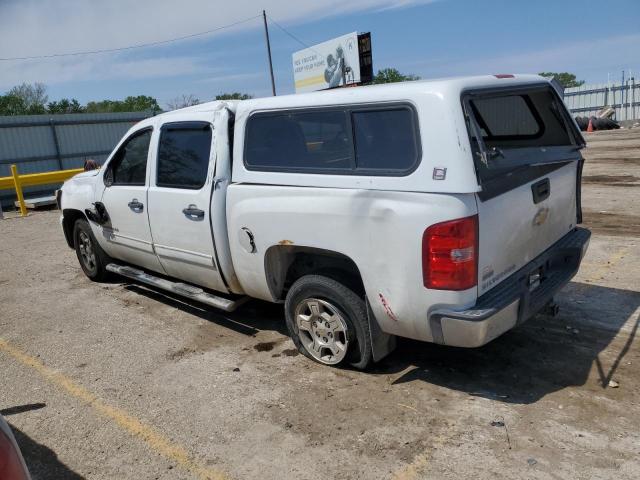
(73, 218), (111, 281)
(285, 275), (372, 370)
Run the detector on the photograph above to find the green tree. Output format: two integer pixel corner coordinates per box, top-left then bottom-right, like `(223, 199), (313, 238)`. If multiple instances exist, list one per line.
(215, 93), (253, 100)
(85, 100), (120, 113)
(372, 68), (421, 84)
(122, 95), (160, 113)
(0, 84), (161, 116)
(47, 98), (85, 114)
(85, 95), (160, 114)
(0, 94), (28, 115)
(8, 82), (48, 112)
(0, 82), (49, 115)
(538, 72), (585, 88)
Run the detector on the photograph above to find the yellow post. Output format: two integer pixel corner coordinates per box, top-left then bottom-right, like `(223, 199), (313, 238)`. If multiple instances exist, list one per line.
(10, 164), (27, 217)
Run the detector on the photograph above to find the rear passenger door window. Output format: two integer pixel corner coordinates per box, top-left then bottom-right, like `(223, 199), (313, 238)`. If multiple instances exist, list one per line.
(244, 104), (420, 176)
(157, 122), (212, 189)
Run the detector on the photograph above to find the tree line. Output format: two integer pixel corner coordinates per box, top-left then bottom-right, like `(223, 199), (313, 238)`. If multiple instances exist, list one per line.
(0, 84), (255, 116)
(0, 82), (162, 116)
(0, 71), (583, 116)
(166, 92), (254, 110)
(0, 82), (259, 116)
(370, 69), (584, 87)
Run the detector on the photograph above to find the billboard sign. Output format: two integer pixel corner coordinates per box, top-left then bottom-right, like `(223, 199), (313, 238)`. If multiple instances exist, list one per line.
(292, 32), (362, 94)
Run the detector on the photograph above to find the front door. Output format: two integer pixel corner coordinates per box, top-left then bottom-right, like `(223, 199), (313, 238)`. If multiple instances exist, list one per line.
(100, 127), (164, 272)
(147, 119), (227, 292)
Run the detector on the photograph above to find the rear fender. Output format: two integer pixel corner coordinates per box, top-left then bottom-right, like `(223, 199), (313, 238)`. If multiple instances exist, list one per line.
(264, 245), (396, 362)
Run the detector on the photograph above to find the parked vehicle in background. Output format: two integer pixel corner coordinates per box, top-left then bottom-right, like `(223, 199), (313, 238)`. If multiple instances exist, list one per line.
(0, 415), (31, 480)
(58, 74), (590, 369)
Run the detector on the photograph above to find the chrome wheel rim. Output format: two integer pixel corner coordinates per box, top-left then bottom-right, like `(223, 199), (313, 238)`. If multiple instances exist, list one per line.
(294, 298), (349, 365)
(78, 231), (97, 272)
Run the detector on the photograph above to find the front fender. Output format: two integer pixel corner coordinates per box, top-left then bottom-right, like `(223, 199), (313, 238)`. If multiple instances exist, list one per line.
(60, 171), (104, 247)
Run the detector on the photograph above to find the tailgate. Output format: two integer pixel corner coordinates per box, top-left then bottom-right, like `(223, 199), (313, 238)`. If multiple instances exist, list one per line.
(462, 82), (585, 296)
(476, 162), (578, 295)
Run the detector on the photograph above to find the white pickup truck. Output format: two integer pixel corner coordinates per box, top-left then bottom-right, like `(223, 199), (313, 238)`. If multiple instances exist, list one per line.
(59, 74), (590, 369)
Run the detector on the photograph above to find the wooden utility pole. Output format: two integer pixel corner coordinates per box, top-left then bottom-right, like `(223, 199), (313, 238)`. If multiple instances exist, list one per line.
(262, 10), (276, 96)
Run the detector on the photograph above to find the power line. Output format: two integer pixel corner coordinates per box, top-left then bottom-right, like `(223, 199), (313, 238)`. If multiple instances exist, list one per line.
(267, 15), (325, 60)
(0, 14), (261, 61)
(266, 16), (312, 50)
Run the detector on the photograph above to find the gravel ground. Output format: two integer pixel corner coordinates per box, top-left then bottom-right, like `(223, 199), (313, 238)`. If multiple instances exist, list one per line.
(1, 129), (639, 480)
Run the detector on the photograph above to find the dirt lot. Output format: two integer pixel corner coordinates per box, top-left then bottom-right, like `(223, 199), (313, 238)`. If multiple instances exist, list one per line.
(1, 129), (639, 480)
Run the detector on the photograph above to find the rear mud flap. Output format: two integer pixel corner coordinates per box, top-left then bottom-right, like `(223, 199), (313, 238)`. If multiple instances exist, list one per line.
(366, 299), (397, 362)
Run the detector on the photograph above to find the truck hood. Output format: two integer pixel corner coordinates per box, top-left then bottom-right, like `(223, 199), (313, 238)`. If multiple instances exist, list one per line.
(71, 169), (101, 179)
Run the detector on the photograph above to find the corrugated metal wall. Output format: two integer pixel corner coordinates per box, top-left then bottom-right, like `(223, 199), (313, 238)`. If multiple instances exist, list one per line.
(0, 111), (153, 206)
(564, 80), (640, 121)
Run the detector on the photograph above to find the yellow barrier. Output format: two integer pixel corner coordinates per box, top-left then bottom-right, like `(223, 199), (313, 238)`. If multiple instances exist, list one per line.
(0, 164), (83, 217)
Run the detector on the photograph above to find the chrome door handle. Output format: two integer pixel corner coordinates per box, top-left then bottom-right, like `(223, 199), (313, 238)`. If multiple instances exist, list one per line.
(182, 204), (205, 219)
(128, 199), (144, 212)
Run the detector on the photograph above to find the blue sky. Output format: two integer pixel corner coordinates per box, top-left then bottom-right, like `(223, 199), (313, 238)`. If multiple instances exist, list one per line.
(0, 0), (638, 108)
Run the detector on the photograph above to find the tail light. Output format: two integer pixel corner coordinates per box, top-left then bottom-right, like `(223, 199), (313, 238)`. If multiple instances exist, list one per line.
(422, 215), (478, 290)
(0, 428), (30, 480)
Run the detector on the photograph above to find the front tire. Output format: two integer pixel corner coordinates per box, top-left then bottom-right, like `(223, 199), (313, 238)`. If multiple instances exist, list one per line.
(285, 275), (372, 370)
(73, 218), (110, 281)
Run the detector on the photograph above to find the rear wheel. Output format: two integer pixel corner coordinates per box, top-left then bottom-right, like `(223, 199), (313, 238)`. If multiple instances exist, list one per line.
(285, 275), (372, 370)
(73, 219), (110, 281)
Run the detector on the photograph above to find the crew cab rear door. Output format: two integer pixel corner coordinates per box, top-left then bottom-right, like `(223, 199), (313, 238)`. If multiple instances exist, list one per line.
(147, 114), (227, 292)
(463, 83), (586, 295)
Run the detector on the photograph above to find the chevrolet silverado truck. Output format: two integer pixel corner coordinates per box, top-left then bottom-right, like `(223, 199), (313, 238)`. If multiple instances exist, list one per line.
(59, 74), (590, 369)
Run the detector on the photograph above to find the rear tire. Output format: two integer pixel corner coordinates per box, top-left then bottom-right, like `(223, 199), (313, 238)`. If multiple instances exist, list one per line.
(285, 275), (372, 370)
(73, 218), (111, 281)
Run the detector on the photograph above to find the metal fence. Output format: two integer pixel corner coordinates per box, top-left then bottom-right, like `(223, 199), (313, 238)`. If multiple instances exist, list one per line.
(563, 79), (640, 121)
(0, 111), (153, 207)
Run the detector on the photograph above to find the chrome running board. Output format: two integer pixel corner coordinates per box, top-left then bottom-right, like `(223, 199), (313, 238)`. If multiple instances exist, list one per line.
(106, 263), (249, 312)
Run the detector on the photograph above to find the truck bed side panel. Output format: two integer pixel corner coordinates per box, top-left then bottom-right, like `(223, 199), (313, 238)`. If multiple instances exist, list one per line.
(226, 185), (478, 342)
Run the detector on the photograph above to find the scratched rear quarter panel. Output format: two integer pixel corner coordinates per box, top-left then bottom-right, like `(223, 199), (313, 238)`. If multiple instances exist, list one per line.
(226, 185), (478, 341)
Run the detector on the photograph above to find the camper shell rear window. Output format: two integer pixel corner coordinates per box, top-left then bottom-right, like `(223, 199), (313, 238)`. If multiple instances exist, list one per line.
(463, 84), (584, 195)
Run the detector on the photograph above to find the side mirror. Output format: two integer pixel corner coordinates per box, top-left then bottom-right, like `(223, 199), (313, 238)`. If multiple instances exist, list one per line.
(103, 168), (114, 187)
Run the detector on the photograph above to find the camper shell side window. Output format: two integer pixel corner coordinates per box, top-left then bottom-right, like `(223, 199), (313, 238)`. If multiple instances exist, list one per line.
(243, 103), (421, 176)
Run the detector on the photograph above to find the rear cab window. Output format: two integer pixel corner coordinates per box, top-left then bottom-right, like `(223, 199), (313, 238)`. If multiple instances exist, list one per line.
(462, 84), (584, 199)
(244, 104), (420, 176)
